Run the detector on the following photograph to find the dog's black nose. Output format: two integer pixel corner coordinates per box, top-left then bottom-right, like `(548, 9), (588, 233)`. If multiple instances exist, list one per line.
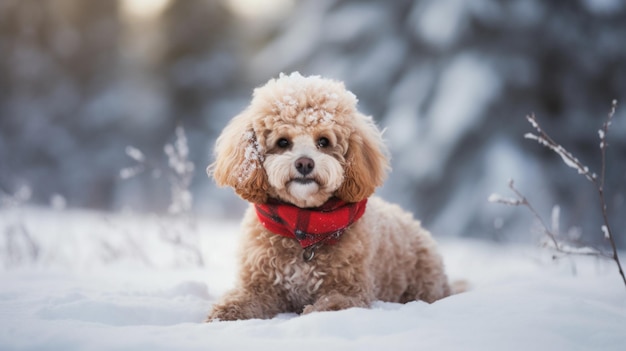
(295, 157), (315, 176)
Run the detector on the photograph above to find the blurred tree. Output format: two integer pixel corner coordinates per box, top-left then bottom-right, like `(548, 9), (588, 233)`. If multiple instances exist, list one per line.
(240, 0), (626, 247)
(0, 0), (121, 207)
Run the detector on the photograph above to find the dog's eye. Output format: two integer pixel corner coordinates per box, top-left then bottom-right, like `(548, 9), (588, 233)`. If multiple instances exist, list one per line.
(317, 137), (330, 148)
(276, 138), (290, 148)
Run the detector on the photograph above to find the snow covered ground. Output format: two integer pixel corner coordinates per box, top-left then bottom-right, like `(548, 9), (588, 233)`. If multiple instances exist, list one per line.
(1, 208), (625, 351)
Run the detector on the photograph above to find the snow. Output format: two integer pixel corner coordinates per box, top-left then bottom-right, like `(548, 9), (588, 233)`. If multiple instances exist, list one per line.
(580, 0), (624, 15)
(250, 1), (332, 79)
(395, 53), (501, 182)
(1, 208), (625, 351)
(551, 205), (561, 234)
(525, 132), (595, 181)
(323, 3), (383, 44)
(409, 0), (468, 49)
(125, 146), (146, 162)
(239, 130), (264, 184)
(487, 193), (521, 206)
(602, 225), (610, 240)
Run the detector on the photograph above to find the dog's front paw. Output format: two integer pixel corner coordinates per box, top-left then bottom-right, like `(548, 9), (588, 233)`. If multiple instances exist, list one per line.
(302, 293), (370, 315)
(205, 304), (248, 323)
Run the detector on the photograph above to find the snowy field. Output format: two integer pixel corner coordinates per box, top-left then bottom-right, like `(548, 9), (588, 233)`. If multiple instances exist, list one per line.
(1, 207), (625, 351)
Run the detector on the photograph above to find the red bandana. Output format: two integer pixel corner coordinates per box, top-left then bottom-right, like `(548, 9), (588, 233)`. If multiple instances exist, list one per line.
(254, 197), (368, 249)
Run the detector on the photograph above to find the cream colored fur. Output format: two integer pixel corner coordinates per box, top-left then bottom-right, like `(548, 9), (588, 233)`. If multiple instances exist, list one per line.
(207, 73), (451, 321)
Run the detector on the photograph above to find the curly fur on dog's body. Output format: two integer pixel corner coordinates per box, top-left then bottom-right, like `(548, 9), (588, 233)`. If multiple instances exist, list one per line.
(207, 73), (451, 321)
(208, 197), (450, 320)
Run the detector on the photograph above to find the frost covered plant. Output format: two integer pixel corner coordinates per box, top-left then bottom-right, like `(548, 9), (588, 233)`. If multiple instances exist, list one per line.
(120, 145), (146, 180)
(121, 126), (195, 215)
(0, 185), (39, 267)
(121, 126), (203, 267)
(490, 100), (625, 288)
(164, 126), (195, 215)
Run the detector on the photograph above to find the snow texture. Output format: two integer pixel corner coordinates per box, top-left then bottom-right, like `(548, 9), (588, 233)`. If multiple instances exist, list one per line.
(410, 0), (467, 49)
(602, 225), (610, 239)
(487, 193), (521, 206)
(1, 208), (625, 351)
(524, 132), (593, 181)
(238, 130), (264, 184)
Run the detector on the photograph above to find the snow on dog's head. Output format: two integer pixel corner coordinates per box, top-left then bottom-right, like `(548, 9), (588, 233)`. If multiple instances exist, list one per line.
(208, 72), (389, 208)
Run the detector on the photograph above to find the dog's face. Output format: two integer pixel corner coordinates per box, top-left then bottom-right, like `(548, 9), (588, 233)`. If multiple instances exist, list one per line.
(209, 73), (388, 208)
(262, 124), (346, 208)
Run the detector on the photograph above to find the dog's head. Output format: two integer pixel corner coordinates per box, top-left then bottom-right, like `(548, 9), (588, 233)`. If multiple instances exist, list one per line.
(209, 72), (389, 208)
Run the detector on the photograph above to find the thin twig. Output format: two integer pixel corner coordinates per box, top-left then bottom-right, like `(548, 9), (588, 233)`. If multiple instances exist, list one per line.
(525, 114), (596, 183)
(495, 101), (625, 289)
(495, 180), (612, 260)
(596, 100), (626, 287)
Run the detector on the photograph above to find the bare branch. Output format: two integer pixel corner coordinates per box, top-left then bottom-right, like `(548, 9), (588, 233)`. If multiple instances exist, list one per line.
(525, 114), (595, 182)
(595, 100), (625, 287)
(501, 179), (613, 260)
(515, 102), (625, 288)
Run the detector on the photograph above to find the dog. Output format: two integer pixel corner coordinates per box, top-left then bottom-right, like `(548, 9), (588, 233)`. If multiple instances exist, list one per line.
(206, 72), (451, 321)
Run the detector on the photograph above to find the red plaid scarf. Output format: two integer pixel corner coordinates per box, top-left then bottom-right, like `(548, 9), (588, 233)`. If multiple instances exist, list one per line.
(254, 197), (368, 249)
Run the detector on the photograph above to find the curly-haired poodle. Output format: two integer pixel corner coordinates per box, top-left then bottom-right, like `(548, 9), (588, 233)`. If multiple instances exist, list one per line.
(206, 72), (451, 321)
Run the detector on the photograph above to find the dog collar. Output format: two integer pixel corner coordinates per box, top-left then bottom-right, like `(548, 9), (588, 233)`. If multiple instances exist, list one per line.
(254, 197), (368, 251)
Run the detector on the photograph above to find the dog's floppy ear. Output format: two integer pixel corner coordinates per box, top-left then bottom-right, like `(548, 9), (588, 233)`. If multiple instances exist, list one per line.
(207, 110), (268, 203)
(336, 113), (389, 202)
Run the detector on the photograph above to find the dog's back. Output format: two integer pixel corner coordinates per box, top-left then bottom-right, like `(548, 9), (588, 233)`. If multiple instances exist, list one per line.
(354, 196), (451, 303)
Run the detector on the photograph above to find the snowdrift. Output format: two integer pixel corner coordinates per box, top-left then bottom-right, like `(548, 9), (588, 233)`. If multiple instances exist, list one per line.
(0, 208), (624, 350)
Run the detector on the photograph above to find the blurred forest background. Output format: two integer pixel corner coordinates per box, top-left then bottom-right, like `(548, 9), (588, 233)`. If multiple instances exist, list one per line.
(1, 0), (625, 248)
